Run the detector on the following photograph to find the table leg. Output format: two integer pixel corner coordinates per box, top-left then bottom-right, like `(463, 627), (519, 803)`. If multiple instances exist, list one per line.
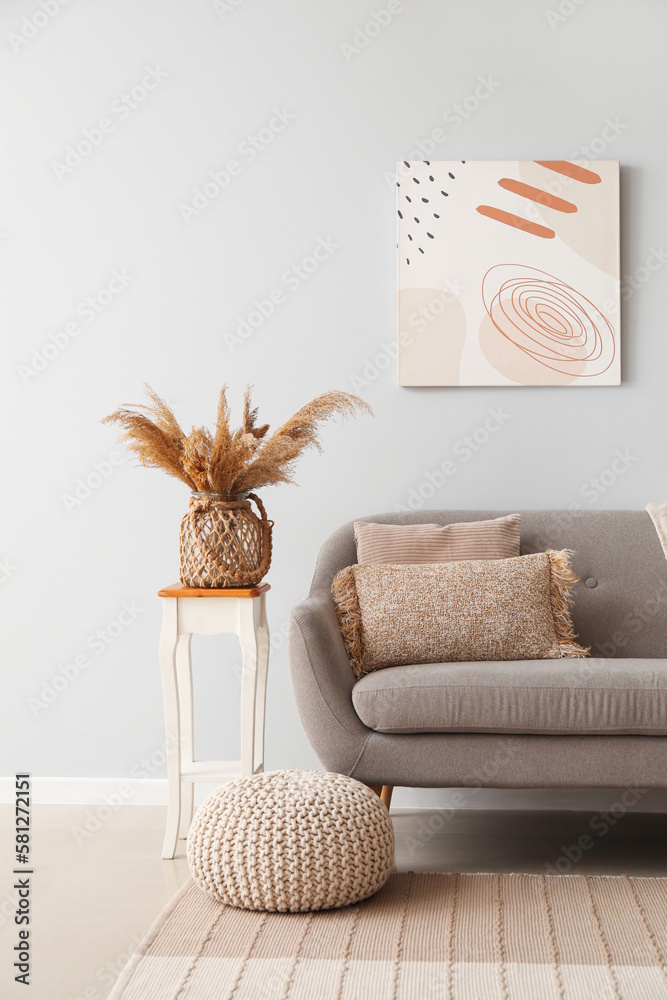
(253, 596), (270, 774)
(176, 634), (194, 840)
(159, 598), (181, 860)
(239, 601), (259, 777)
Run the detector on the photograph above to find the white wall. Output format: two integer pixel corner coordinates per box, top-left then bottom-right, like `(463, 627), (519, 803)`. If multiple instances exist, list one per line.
(3, 0), (667, 807)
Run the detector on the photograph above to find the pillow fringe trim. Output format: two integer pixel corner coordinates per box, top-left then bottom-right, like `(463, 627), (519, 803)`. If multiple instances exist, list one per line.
(331, 566), (366, 678)
(546, 549), (590, 658)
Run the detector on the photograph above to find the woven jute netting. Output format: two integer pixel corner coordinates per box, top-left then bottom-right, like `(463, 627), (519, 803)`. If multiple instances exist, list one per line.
(179, 492), (273, 588)
(187, 770), (395, 912)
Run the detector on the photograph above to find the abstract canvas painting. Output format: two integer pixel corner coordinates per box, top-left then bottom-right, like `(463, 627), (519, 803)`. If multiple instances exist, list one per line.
(397, 160), (620, 386)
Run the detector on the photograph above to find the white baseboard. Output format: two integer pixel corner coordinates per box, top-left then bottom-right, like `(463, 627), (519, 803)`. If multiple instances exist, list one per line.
(2, 777), (667, 811)
(0, 776), (218, 806)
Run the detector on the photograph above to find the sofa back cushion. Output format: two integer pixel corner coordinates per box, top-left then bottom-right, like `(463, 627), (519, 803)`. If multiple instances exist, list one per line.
(312, 511), (667, 659)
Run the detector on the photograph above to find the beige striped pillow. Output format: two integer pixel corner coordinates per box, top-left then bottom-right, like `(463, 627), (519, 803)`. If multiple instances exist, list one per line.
(354, 515), (521, 565)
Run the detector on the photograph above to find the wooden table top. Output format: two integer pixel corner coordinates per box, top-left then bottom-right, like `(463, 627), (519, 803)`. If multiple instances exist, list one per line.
(158, 582), (270, 599)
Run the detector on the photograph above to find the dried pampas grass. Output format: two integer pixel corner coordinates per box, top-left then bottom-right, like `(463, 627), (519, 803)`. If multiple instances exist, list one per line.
(103, 385), (372, 494)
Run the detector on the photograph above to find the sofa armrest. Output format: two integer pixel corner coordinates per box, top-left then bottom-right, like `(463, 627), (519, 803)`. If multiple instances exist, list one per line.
(289, 594), (371, 775)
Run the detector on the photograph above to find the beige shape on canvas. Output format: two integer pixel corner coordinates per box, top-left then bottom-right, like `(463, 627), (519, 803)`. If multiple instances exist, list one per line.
(519, 160), (620, 278)
(479, 314), (584, 385)
(398, 288), (466, 386)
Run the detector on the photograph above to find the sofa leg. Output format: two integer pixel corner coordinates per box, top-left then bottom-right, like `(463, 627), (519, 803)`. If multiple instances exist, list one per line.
(366, 784), (394, 810)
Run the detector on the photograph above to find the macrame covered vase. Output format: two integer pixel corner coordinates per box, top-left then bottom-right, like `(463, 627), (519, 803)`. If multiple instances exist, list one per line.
(179, 492), (273, 588)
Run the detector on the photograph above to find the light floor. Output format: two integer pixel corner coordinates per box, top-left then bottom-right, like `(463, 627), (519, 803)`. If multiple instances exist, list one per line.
(1, 804), (666, 1000)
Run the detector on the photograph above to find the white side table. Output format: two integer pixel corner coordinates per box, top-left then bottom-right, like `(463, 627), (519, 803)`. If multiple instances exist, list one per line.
(157, 581), (270, 860)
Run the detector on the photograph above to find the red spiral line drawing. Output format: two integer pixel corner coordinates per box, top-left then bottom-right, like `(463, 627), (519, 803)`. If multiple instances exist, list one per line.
(481, 265), (616, 377)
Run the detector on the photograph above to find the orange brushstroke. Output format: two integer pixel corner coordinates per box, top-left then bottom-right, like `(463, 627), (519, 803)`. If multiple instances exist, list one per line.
(535, 161), (602, 184)
(476, 205), (555, 239)
(497, 178), (577, 213)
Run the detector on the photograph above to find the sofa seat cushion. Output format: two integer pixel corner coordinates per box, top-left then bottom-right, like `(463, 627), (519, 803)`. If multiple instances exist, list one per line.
(351, 659), (667, 735)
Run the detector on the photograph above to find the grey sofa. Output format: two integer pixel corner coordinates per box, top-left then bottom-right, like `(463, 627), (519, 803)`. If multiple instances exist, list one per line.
(288, 510), (667, 798)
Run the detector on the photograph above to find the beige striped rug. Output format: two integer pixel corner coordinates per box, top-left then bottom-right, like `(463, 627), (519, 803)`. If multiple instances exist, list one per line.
(109, 873), (667, 999)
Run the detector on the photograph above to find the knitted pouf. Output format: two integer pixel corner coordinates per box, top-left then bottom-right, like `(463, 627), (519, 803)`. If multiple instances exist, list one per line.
(186, 770), (394, 912)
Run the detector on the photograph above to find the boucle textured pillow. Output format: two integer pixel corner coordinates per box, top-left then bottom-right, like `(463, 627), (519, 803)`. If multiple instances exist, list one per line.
(331, 551), (588, 678)
(354, 514), (521, 565)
